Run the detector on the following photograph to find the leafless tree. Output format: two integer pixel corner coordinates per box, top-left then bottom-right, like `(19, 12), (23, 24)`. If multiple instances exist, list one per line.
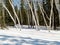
(38, 2), (48, 29)
(9, 0), (21, 30)
(26, 0), (39, 30)
(49, 0), (54, 30)
(33, 1), (40, 29)
(55, 0), (60, 26)
(2, 3), (17, 27)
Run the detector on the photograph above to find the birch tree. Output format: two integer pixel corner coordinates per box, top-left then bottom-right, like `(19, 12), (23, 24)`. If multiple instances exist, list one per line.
(55, 0), (60, 26)
(26, 0), (39, 30)
(33, 1), (40, 28)
(2, 0), (21, 29)
(2, 3), (17, 27)
(49, 0), (54, 30)
(17, 0), (23, 25)
(9, 0), (21, 30)
(38, 2), (48, 29)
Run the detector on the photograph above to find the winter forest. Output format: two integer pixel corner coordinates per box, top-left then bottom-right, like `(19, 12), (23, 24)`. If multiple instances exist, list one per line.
(0, 0), (60, 45)
(0, 0), (60, 30)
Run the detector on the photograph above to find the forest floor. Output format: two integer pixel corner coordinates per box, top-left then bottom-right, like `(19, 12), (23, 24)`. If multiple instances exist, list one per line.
(0, 25), (60, 45)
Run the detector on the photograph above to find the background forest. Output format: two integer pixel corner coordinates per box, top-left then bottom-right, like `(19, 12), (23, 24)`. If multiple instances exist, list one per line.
(0, 0), (60, 30)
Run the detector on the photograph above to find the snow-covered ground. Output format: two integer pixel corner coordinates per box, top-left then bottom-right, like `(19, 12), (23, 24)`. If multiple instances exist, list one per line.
(0, 26), (60, 45)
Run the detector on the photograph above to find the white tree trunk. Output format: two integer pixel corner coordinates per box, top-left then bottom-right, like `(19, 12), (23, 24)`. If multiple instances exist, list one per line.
(42, 7), (50, 20)
(55, 0), (60, 26)
(33, 2), (40, 26)
(9, 0), (21, 30)
(49, 0), (53, 30)
(38, 3), (48, 27)
(26, 0), (38, 30)
(2, 4), (17, 27)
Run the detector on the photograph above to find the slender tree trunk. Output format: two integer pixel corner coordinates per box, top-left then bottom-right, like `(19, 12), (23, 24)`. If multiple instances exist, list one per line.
(38, 3), (48, 28)
(42, 7), (50, 20)
(20, 9), (23, 25)
(9, 0), (21, 30)
(55, 0), (60, 26)
(2, 6), (6, 28)
(33, 2), (40, 30)
(49, 0), (54, 30)
(2, 3), (17, 28)
(26, 0), (38, 30)
(26, 10), (30, 27)
(0, 3), (2, 28)
(0, 2), (6, 29)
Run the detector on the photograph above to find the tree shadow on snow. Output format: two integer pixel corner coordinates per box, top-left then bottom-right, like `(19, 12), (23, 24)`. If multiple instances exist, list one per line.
(0, 35), (60, 45)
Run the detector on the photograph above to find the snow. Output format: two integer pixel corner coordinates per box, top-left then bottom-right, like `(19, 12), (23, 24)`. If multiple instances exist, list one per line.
(0, 26), (60, 45)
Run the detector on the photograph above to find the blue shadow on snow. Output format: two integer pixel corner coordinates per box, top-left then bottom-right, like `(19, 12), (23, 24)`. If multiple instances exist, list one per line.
(0, 35), (60, 45)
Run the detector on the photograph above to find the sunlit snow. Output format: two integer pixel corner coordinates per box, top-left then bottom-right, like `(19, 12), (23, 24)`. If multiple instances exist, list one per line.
(0, 25), (60, 45)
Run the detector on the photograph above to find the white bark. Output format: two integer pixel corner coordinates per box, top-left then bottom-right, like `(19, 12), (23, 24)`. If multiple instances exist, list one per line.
(2, 3), (17, 27)
(49, 0), (53, 29)
(38, 3), (48, 27)
(16, 0), (23, 25)
(42, 7), (50, 20)
(55, 0), (60, 26)
(9, 0), (21, 30)
(33, 2), (40, 26)
(26, 0), (38, 30)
